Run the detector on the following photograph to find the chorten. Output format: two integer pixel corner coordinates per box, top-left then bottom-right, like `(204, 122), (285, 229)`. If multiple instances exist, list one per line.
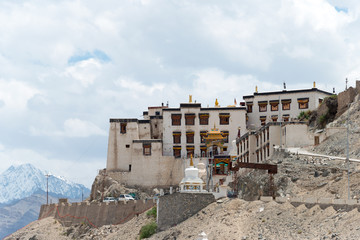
(179, 155), (206, 192)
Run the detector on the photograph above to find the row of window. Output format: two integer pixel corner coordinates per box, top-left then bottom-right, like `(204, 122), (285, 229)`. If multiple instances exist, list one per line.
(238, 152), (249, 163)
(247, 98), (310, 113)
(256, 145), (270, 162)
(259, 115), (290, 125)
(173, 145), (228, 158)
(256, 129), (270, 146)
(237, 144), (270, 163)
(237, 138), (249, 155)
(171, 113), (230, 126)
(173, 131), (229, 144)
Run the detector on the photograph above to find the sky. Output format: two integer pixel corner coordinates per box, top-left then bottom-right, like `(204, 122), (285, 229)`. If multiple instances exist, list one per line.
(1, 0), (360, 188)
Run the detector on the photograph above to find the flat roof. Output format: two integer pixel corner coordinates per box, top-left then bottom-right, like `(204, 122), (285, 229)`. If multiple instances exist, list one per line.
(243, 88), (333, 99)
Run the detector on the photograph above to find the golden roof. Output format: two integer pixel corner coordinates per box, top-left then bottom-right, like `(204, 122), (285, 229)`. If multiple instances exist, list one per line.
(203, 125), (226, 141)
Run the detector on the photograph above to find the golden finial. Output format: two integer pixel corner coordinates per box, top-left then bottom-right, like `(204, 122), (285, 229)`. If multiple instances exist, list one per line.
(215, 98), (219, 107)
(190, 154), (194, 166)
(313, 81), (316, 88)
(255, 86), (258, 93)
(189, 95), (192, 103)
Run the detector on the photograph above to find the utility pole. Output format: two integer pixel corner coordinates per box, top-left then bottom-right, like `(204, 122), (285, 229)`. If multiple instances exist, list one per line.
(45, 173), (50, 205)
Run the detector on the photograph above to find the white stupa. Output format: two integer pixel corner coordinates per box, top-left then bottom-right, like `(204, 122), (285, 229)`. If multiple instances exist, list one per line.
(179, 155), (206, 192)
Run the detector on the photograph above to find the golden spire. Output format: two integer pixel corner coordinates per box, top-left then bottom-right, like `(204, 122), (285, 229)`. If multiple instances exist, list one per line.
(215, 98), (219, 107)
(189, 95), (192, 103)
(313, 81), (316, 88)
(190, 154), (194, 166)
(255, 86), (258, 93)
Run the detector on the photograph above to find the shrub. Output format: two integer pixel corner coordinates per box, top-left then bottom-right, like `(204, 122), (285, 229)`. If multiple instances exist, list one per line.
(139, 221), (157, 239)
(298, 110), (312, 120)
(146, 206), (157, 219)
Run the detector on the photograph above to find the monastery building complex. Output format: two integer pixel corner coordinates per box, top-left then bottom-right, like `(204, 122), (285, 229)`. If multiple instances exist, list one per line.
(105, 83), (335, 189)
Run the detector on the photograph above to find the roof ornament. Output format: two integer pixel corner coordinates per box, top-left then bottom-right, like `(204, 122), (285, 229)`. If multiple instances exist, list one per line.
(255, 86), (258, 93)
(215, 98), (219, 107)
(189, 95), (192, 103)
(313, 81), (316, 88)
(283, 82), (286, 90)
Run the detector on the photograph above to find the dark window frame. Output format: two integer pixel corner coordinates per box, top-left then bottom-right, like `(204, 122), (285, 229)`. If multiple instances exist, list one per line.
(171, 114), (182, 126)
(199, 113), (209, 125)
(173, 147), (181, 158)
(259, 104), (267, 112)
(219, 114), (230, 125)
(185, 114), (195, 125)
(120, 123), (127, 133)
(143, 143), (151, 156)
(173, 132), (181, 144)
(186, 132), (195, 144)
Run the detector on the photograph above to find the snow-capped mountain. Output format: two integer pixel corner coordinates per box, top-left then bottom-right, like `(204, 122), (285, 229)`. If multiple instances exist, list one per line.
(0, 163), (90, 204)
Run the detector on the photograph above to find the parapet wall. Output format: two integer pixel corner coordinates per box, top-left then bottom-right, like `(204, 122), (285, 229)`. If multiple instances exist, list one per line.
(157, 192), (215, 231)
(38, 199), (156, 228)
(260, 196), (360, 211)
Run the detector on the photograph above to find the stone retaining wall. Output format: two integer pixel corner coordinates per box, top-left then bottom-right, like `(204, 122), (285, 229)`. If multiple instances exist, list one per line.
(38, 199), (156, 227)
(157, 192), (215, 231)
(260, 196), (360, 211)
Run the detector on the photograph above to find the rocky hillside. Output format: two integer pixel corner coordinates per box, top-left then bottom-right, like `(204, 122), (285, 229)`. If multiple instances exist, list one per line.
(89, 170), (152, 202)
(311, 96), (360, 159)
(6, 197), (360, 240)
(6, 151), (360, 240)
(233, 150), (360, 201)
(0, 194), (59, 239)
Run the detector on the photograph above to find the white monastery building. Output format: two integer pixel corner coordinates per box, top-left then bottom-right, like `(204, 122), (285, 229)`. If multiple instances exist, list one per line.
(244, 83), (333, 128)
(105, 83), (336, 189)
(106, 97), (246, 188)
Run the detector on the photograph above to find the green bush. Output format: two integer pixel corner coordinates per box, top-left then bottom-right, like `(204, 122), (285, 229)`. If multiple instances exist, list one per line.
(298, 110), (312, 120)
(146, 206), (157, 219)
(139, 221), (157, 239)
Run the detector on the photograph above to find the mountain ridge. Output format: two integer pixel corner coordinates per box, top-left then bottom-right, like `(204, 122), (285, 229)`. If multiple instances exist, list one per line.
(0, 163), (90, 204)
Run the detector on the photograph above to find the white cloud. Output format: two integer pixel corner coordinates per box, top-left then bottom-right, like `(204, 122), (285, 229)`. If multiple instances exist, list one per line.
(65, 59), (102, 87)
(286, 0), (353, 32)
(63, 118), (107, 137)
(0, 79), (40, 111)
(192, 68), (279, 106)
(283, 46), (313, 59)
(115, 77), (165, 98)
(30, 118), (107, 138)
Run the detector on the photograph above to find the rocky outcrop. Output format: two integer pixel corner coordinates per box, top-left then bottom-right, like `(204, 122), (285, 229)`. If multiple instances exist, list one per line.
(90, 170), (150, 201)
(308, 95), (338, 129)
(337, 87), (357, 118)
